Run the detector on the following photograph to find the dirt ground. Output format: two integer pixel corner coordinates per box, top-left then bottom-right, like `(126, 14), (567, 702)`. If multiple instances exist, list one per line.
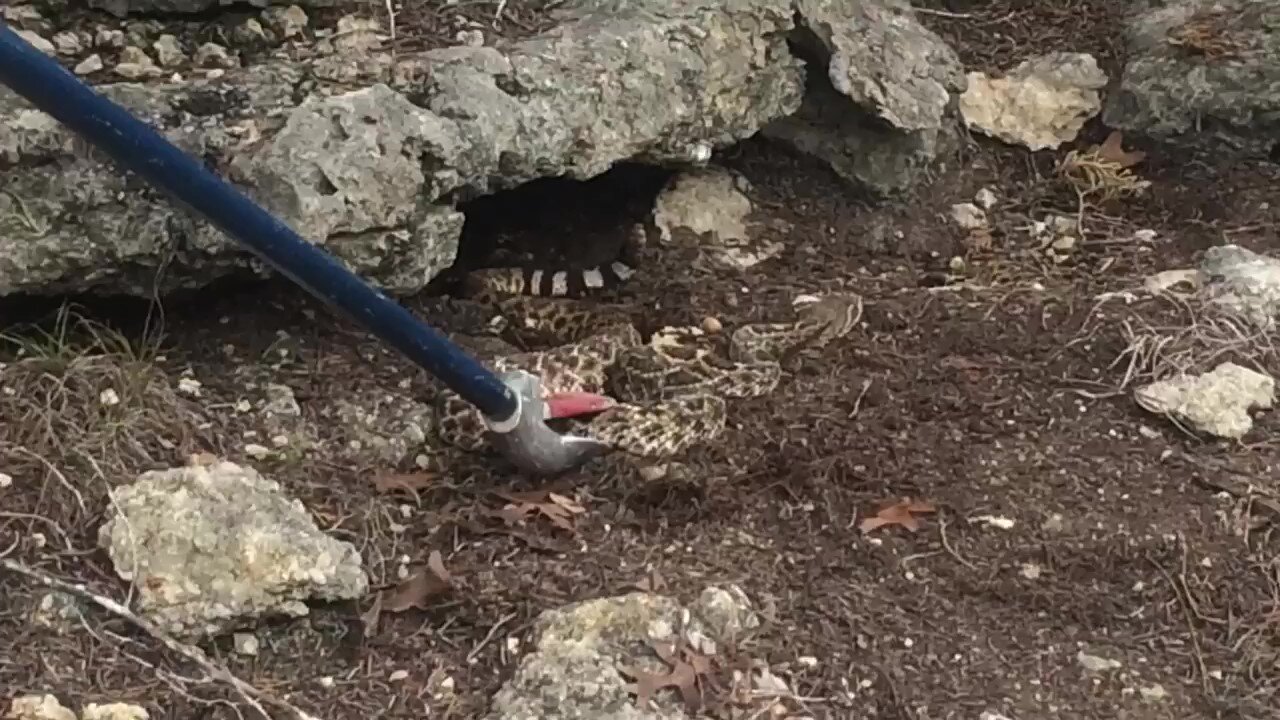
(4, 1), (1280, 719)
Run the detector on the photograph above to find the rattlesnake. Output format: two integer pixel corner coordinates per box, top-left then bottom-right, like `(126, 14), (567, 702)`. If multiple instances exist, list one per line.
(425, 225), (863, 462)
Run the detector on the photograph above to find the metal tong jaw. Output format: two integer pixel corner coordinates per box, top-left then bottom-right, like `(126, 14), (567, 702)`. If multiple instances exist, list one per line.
(483, 370), (615, 475)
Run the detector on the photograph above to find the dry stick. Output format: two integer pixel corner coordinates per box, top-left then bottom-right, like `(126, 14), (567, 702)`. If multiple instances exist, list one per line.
(0, 558), (322, 720)
(1148, 547), (1210, 693)
(466, 611), (517, 664)
(937, 517), (977, 571)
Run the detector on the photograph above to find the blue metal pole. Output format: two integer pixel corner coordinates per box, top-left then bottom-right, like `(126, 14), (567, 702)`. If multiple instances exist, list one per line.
(0, 22), (518, 421)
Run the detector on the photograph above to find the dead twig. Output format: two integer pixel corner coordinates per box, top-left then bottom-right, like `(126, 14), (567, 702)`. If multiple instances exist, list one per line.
(0, 558), (324, 720)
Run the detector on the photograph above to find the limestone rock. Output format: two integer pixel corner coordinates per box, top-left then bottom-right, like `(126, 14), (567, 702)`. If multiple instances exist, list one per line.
(488, 586), (759, 720)
(5, 695), (75, 720)
(960, 52), (1108, 151)
(1134, 362), (1275, 438)
(1103, 0), (1280, 157)
(1199, 244), (1280, 328)
(764, 0), (966, 194)
(651, 167), (782, 269)
(0, 0), (804, 298)
(97, 460), (369, 639)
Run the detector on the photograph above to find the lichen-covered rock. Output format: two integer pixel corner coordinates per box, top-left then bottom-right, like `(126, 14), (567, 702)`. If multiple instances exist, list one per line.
(1199, 244), (1280, 328)
(97, 459), (368, 639)
(487, 586), (760, 720)
(764, 0), (966, 194)
(1102, 0), (1280, 156)
(0, 0), (804, 298)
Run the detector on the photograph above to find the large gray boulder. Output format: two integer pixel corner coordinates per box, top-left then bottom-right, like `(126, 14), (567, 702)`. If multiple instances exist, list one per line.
(0, 0), (969, 298)
(763, 0), (966, 194)
(0, 0), (804, 298)
(1102, 0), (1280, 157)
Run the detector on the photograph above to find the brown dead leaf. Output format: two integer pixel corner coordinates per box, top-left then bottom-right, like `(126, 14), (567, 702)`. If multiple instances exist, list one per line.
(621, 639), (717, 711)
(381, 550), (452, 612)
(1094, 130), (1146, 169)
(371, 471), (437, 494)
(859, 498), (938, 534)
(490, 490), (587, 534)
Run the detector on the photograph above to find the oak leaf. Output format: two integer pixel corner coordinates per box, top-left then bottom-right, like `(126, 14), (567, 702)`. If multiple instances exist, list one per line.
(620, 639), (717, 711)
(859, 498), (937, 534)
(1094, 130), (1146, 169)
(491, 490), (587, 534)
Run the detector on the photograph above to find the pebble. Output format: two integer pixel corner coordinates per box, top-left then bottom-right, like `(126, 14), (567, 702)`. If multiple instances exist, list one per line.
(949, 202), (987, 230)
(233, 632), (259, 655)
(233, 18), (271, 46)
(95, 28), (126, 49)
(455, 29), (485, 46)
(51, 30), (85, 56)
(194, 42), (236, 69)
(974, 187), (999, 209)
(15, 29), (56, 56)
(74, 54), (104, 75)
(152, 34), (185, 67)
(701, 316), (723, 333)
(262, 5), (309, 39)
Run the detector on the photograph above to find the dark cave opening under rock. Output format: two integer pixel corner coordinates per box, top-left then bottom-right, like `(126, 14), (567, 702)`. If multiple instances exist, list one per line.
(450, 161), (676, 278)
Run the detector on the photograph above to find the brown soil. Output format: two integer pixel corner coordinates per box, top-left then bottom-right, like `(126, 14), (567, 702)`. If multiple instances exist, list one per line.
(4, 2), (1280, 720)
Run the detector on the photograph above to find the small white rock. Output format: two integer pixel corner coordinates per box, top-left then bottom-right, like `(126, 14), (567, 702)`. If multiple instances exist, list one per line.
(152, 34), (186, 67)
(1076, 650), (1122, 672)
(243, 443), (271, 459)
(194, 42), (236, 68)
(51, 31), (85, 56)
(15, 29), (56, 56)
(389, 669), (409, 681)
(974, 187), (999, 209)
(177, 377), (202, 397)
(95, 29), (126, 48)
(0, 472), (12, 489)
(263, 5), (309, 39)
(950, 202), (987, 230)
(99, 388), (120, 406)
(455, 28), (484, 46)
(1139, 683), (1167, 701)
(970, 514), (1016, 530)
(317, 676), (335, 688)
(232, 632), (259, 656)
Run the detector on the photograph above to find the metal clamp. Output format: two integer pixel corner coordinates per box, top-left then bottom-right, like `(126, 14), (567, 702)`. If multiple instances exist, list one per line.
(484, 370), (613, 475)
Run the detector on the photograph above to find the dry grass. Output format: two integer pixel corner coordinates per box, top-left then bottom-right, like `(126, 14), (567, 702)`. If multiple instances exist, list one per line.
(0, 305), (210, 534)
(1066, 287), (1280, 398)
(1057, 145), (1152, 217)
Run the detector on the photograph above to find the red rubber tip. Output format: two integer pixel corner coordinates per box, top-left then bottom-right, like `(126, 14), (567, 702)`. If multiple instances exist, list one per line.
(544, 391), (617, 419)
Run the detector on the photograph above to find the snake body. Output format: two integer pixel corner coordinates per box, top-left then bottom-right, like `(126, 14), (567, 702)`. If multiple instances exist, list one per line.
(425, 225), (862, 462)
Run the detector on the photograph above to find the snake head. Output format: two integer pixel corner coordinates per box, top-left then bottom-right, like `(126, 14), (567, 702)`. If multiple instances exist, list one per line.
(543, 391), (617, 419)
